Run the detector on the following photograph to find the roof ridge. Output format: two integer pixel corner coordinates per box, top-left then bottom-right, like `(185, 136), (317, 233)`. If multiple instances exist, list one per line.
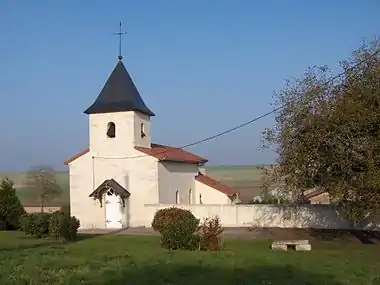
(64, 143), (207, 165)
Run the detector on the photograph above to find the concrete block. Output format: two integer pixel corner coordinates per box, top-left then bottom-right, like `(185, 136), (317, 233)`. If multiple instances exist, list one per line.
(295, 244), (312, 251)
(271, 243), (288, 251)
(271, 240), (311, 251)
(273, 239), (309, 245)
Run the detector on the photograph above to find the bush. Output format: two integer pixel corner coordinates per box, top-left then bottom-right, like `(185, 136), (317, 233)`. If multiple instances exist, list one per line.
(0, 220), (7, 230)
(0, 178), (25, 230)
(151, 207), (172, 232)
(19, 214), (32, 235)
(20, 213), (52, 238)
(20, 211), (80, 242)
(49, 212), (80, 242)
(152, 207), (200, 250)
(199, 216), (224, 251)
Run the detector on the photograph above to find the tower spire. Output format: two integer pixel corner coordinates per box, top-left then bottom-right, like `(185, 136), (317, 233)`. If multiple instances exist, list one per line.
(113, 21), (127, 61)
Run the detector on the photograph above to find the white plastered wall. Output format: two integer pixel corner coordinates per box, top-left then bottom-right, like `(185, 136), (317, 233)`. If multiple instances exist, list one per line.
(133, 112), (151, 148)
(194, 180), (232, 205)
(69, 110), (159, 229)
(157, 162), (199, 204)
(91, 150), (158, 227)
(89, 111), (151, 158)
(69, 152), (105, 229)
(68, 149), (159, 229)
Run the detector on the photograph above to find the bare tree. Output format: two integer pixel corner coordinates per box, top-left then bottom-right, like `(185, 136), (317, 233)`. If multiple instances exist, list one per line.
(260, 165), (299, 203)
(24, 165), (63, 212)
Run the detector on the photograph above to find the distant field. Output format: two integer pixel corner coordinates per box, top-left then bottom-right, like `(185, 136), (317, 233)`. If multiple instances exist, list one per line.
(206, 165), (264, 187)
(0, 171), (69, 188)
(0, 171), (69, 206)
(0, 165), (266, 206)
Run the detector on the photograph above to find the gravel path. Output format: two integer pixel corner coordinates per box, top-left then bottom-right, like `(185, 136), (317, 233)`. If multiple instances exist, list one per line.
(79, 227), (287, 239)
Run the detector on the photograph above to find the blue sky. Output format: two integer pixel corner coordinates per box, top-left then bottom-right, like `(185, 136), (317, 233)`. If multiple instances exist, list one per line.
(0, 1), (379, 171)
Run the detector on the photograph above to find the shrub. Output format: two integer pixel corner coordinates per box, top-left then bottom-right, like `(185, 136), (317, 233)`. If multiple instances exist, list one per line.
(20, 213), (52, 238)
(151, 207), (172, 232)
(19, 214), (32, 235)
(49, 212), (80, 242)
(199, 216), (224, 251)
(0, 178), (25, 230)
(152, 207), (200, 250)
(0, 220), (7, 230)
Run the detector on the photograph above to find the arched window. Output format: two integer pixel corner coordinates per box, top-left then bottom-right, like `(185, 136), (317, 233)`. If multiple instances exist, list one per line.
(188, 189), (192, 204)
(107, 122), (116, 138)
(140, 123), (146, 138)
(176, 190), (180, 204)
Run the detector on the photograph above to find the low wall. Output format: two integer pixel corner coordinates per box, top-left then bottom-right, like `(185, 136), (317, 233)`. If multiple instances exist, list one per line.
(144, 204), (380, 230)
(24, 206), (61, 213)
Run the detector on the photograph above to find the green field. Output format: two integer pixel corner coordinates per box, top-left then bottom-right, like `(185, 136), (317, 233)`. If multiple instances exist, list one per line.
(0, 231), (379, 284)
(206, 165), (265, 187)
(0, 171), (70, 206)
(0, 165), (266, 206)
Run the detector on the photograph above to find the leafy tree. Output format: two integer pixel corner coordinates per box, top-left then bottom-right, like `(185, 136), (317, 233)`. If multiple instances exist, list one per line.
(262, 38), (380, 224)
(0, 177), (25, 230)
(24, 165), (63, 212)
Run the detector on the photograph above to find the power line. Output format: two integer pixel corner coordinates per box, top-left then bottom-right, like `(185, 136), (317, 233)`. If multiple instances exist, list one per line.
(94, 49), (380, 160)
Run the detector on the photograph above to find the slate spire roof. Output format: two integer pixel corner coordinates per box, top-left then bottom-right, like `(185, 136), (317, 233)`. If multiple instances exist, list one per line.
(84, 60), (155, 116)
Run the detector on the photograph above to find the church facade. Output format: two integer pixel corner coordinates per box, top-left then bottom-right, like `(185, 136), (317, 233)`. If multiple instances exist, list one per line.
(64, 58), (239, 229)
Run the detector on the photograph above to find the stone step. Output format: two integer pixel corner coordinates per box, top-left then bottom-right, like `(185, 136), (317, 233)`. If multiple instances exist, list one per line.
(272, 239), (309, 246)
(271, 240), (312, 251)
(295, 244), (312, 251)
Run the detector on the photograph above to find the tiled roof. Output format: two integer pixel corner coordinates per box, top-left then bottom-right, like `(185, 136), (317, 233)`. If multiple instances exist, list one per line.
(64, 144), (207, 165)
(135, 144), (207, 164)
(304, 189), (326, 199)
(195, 172), (239, 196)
(89, 179), (130, 199)
(84, 60), (154, 116)
(64, 148), (90, 165)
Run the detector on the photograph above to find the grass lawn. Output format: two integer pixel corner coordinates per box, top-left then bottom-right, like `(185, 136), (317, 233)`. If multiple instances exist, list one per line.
(0, 231), (379, 285)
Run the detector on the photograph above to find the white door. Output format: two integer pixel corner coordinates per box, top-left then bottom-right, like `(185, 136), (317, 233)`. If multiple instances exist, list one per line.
(105, 190), (123, 229)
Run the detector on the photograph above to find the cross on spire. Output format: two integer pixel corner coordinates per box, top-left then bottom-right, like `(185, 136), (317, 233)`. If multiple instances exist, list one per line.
(113, 21), (127, 61)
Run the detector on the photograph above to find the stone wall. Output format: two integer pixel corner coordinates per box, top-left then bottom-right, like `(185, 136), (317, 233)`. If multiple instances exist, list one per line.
(24, 206), (61, 213)
(144, 204), (380, 230)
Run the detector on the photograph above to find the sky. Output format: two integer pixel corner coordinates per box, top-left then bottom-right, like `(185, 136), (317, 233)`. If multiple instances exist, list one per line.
(0, 1), (379, 171)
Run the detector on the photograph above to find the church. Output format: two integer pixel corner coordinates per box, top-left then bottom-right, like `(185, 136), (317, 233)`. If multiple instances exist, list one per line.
(64, 55), (240, 229)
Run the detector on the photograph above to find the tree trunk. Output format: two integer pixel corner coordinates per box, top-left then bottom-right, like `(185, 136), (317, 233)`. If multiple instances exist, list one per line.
(40, 197), (44, 213)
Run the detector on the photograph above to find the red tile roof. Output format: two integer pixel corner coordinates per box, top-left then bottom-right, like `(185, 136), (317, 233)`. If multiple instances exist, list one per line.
(64, 144), (207, 165)
(135, 144), (207, 164)
(304, 189), (326, 199)
(195, 172), (239, 196)
(64, 148), (90, 165)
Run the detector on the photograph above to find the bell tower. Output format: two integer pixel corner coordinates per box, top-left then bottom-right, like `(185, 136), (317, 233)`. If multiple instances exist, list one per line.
(84, 24), (154, 158)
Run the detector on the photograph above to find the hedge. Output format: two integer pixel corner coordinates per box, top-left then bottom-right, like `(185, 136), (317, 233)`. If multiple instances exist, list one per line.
(20, 211), (80, 241)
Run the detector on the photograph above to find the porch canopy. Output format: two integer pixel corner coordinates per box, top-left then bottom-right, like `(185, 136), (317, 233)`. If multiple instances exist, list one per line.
(89, 179), (130, 207)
